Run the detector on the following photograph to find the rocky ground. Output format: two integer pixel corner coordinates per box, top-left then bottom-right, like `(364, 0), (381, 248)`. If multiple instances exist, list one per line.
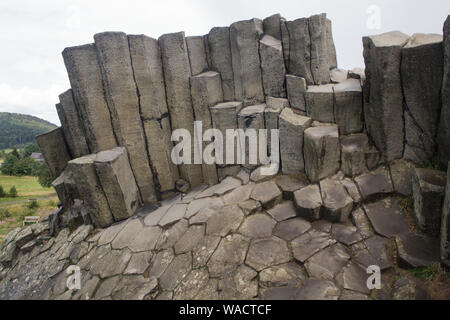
(0, 168), (448, 300)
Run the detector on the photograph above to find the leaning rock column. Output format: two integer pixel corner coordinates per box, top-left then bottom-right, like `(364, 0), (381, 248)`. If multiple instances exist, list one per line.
(309, 13), (331, 85)
(259, 35), (286, 98)
(94, 147), (142, 222)
(62, 44), (117, 153)
(186, 36), (209, 76)
(402, 33), (443, 164)
(363, 31), (409, 162)
(128, 34), (180, 194)
(326, 18), (338, 70)
(57, 89), (90, 158)
(94, 32), (157, 203)
(438, 16), (450, 169)
(36, 128), (72, 178)
(230, 19), (265, 106)
(441, 161), (450, 268)
(159, 32), (204, 188)
(286, 75), (307, 114)
(279, 108), (312, 174)
(286, 18), (313, 84)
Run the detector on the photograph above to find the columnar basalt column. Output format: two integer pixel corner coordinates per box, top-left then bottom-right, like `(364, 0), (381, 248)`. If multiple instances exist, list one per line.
(62, 44), (117, 153)
(159, 32), (203, 187)
(286, 18), (313, 85)
(326, 18), (338, 70)
(263, 13), (282, 40)
(438, 16), (450, 169)
(94, 32), (157, 203)
(128, 34), (180, 194)
(305, 84), (335, 123)
(57, 89), (90, 158)
(286, 75), (307, 114)
(333, 79), (363, 136)
(186, 36), (209, 76)
(441, 161), (450, 268)
(309, 13), (331, 85)
(36, 128), (72, 179)
(259, 35), (287, 98)
(265, 97), (289, 154)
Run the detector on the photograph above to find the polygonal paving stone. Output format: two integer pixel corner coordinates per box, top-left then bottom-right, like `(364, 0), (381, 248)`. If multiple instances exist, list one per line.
(173, 268), (210, 300)
(294, 279), (340, 300)
(364, 198), (410, 238)
(260, 286), (301, 300)
(189, 206), (217, 225)
(69, 225), (94, 244)
(192, 235), (221, 268)
(158, 204), (187, 227)
(250, 164), (279, 183)
(218, 265), (258, 300)
(223, 183), (255, 205)
(181, 184), (209, 202)
(143, 205), (170, 226)
(341, 178), (362, 204)
(238, 214), (277, 238)
(159, 253), (192, 290)
(94, 276), (120, 300)
(391, 277), (428, 300)
(259, 262), (306, 287)
(124, 251), (153, 275)
(275, 175), (309, 200)
(331, 223), (364, 246)
(72, 275), (100, 300)
(311, 220), (332, 233)
(339, 290), (369, 300)
(207, 234), (250, 277)
(112, 276), (158, 300)
(336, 262), (371, 295)
(351, 208), (374, 239)
(304, 244), (351, 280)
(90, 249), (132, 279)
(395, 232), (440, 269)
(291, 229), (336, 263)
(294, 185), (323, 221)
(272, 218), (311, 241)
(353, 236), (392, 271)
(174, 225), (205, 254)
(185, 197), (224, 219)
(267, 201), (297, 222)
(251, 181), (283, 209)
(355, 167), (394, 201)
(112, 219), (161, 252)
(97, 221), (128, 246)
(197, 177), (242, 199)
(206, 205), (244, 237)
(156, 219), (188, 250)
(245, 236), (290, 271)
(148, 249), (175, 278)
(320, 179), (354, 222)
(238, 199), (263, 216)
(236, 170), (250, 185)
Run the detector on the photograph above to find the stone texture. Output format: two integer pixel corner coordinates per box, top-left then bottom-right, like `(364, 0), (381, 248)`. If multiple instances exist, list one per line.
(333, 79), (363, 135)
(174, 225), (205, 254)
(336, 262), (371, 295)
(245, 236), (290, 271)
(396, 233), (440, 269)
(218, 265), (258, 300)
(305, 84), (335, 123)
(186, 36), (209, 76)
(263, 13), (282, 40)
(230, 19), (264, 106)
(330, 68), (348, 83)
(363, 31), (410, 162)
(291, 229), (336, 263)
(353, 236), (392, 271)
(442, 161), (450, 268)
(286, 75), (307, 113)
(62, 44), (117, 152)
(260, 35), (286, 98)
(250, 181), (282, 209)
(390, 159), (416, 196)
(206, 205), (244, 237)
(331, 224), (364, 246)
(412, 168), (446, 237)
(159, 253), (192, 290)
(341, 134), (369, 177)
(94, 32), (157, 203)
(309, 13), (331, 85)
(267, 201), (297, 222)
(305, 244), (350, 280)
(402, 34), (443, 164)
(351, 208), (373, 239)
(355, 167), (394, 201)
(279, 108), (312, 174)
(438, 17), (450, 168)
(112, 219), (161, 252)
(158, 204), (187, 227)
(320, 179), (353, 223)
(94, 147), (141, 221)
(391, 277), (427, 300)
(207, 234), (249, 277)
(294, 185), (323, 221)
(304, 126), (340, 183)
(273, 218), (311, 241)
(159, 32), (203, 187)
(265, 97), (288, 155)
(364, 198), (410, 238)
(326, 18), (337, 70)
(36, 128), (71, 178)
(286, 18), (313, 84)
(275, 174), (309, 200)
(295, 279), (340, 300)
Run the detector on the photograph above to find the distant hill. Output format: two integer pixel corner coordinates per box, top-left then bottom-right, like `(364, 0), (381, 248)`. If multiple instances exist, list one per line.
(0, 112), (57, 150)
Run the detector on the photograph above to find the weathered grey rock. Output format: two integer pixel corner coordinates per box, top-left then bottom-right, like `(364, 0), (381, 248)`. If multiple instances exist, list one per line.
(90, 249), (132, 278)
(265, 97), (288, 154)
(190, 71), (224, 185)
(351, 208), (373, 239)
(238, 213), (276, 238)
(223, 183), (254, 205)
(412, 168), (446, 237)
(320, 179), (354, 223)
(331, 224), (364, 246)
(273, 218), (311, 241)
(295, 279), (340, 300)
(364, 198), (410, 238)
(263, 13), (282, 40)
(438, 17), (450, 168)
(305, 84), (335, 123)
(94, 147), (141, 221)
(250, 181), (282, 209)
(36, 128), (71, 178)
(267, 201), (297, 222)
(365, 146), (381, 171)
(391, 277), (427, 300)
(159, 32), (203, 187)
(94, 32), (157, 203)
(291, 229), (336, 262)
(286, 75), (307, 113)
(341, 134), (369, 177)
(207, 27), (235, 101)
(124, 252), (153, 275)
(218, 265), (258, 300)
(112, 219), (161, 252)
(402, 34), (443, 164)
(334, 79), (363, 135)
(389, 159), (416, 196)
(305, 244), (350, 280)
(326, 18), (337, 70)
(246, 236), (290, 271)
(174, 267), (209, 300)
(57, 90), (90, 158)
(363, 31), (410, 162)
(62, 44), (117, 152)
(279, 108), (312, 174)
(158, 204), (187, 228)
(217, 166), (242, 181)
(336, 262), (370, 295)
(330, 68), (348, 83)
(128, 34), (179, 193)
(355, 167), (394, 201)
(230, 19), (264, 106)
(52, 168), (79, 209)
(353, 236), (392, 271)
(148, 249), (175, 278)
(192, 235), (221, 269)
(174, 225), (205, 255)
(159, 253), (192, 290)
(396, 233), (440, 269)
(294, 185), (323, 221)
(260, 35), (286, 98)
(309, 13), (331, 85)
(238, 199), (263, 216)
(206, 205), (244, 237)
(67, 155), (114, 228)
(304, 126), (340, 183)
(259, 262), (306, 288)
(280, 18), (290, 70)
(207, 234), (249, 277)
(275, 174), (309, 200)
(286, 18), (313, 84)
(442, 161), (450, 268)
(186, 36), (209, 76)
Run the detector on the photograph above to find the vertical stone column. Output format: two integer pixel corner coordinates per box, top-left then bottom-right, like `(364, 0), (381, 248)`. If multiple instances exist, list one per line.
(186, 36), (209, 76)
(363, 31), (410, 162)
(309, 13), (331, 85)
(36, 128), (72, 179)
(326, 19), (338, 70)
(402, 34), (443, 164)
(94, 32), (157, 203)
(62, 44), (117, 153)
(230, 19), (265, 106)
(207, 27), (235, 101)
(263, 14), (282, 40)
(159, 32), (203, 187)
(128, 34), (180, 194)
(265, 97), (288, 154)
(333, 79), (363, 135)
(438, 16), (450, 169)
(286, 18), (313, 85)
(441, 161), (450, 268)
(57, 89), (90, 158)
(259, 35), (287, 98)
(286, 75), (307, 114)
(305, 84), (335, 123)
(190, 71), (224, 185)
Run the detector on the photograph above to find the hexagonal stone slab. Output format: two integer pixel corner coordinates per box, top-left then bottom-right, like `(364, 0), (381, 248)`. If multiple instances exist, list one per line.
(238, 199), (263, 216)
(185, 197), (224, 219)
(275, 174), (309, 200)
(259, 262), (306, 287)
(196, 177), (242, 198)
(124, 251), (153, 275)
(174, 225), (205, 254)
(206, 205), (244, 237)
(222, 183), (255, 205)
(112, 276), (158, 300)
(156, 219), (188, 250)
(251, 181), (283, 209)
(272, 218), (311, 241)
(245, 236), (290, 271)
(192, 235), (221, 268)
(320, 179), (354, 222)
(336, 262), (371, 294)
(353, 236), (392, 271)
(355, 167), (394, 201)
(294, 279), (340, 300)
(294, 185), (323, 221)
(304, 244), (350, 280)
(364, 198), (410, 238)
(159, 253), (192, 290)
(395, 232), (440, 269)
(331, 223), (364, 246)
(238, 214), (277, 238)
(260, 286), (302, 300)
(351, 208), (374, 239)
(148, 249), (175, 278)
(267, 201), (297, 222)
(97, 221), (128, 246)
(90, 249), (132, 278)
(218, 265), (258, 300)
(158, 204), (187, 227)
(207, 234), (249, 277)
(292, 229), (336, 263)
(112, 219), (162, 252)
(173, 268), (209, 300)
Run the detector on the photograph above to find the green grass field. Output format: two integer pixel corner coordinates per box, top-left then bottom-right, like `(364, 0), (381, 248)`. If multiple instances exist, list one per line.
(0, 174), (55, 200)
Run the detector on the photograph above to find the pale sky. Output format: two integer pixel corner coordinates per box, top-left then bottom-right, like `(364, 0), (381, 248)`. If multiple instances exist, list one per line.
(0, 0), (449, 125)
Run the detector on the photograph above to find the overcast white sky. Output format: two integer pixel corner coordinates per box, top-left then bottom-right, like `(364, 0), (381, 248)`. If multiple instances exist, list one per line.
(0, 0), (449, 125)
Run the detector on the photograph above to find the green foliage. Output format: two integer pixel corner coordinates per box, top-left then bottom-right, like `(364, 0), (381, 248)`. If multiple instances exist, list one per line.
(8, 186), (18, 198)
(38, 165), (53, 188)
(0, 208), (11, 220)
(1, 153), (19, 175)
(409, 264), (440, 282)
(22, 143), (40, 158)
(0, 185), (5, 198)
(0, 112), (57, 150)
(27, 200), (39, 209)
